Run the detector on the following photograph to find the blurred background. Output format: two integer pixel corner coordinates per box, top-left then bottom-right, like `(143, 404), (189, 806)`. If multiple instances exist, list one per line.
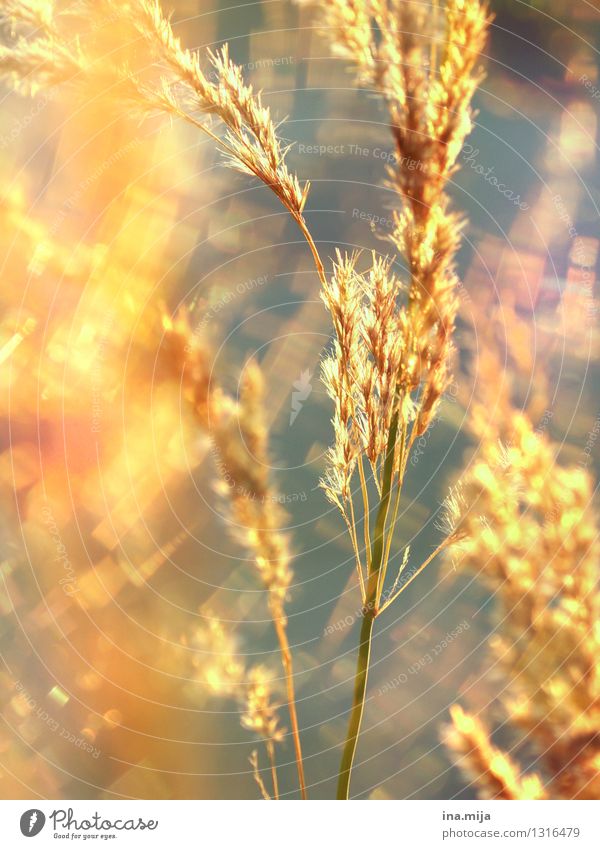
(0, 0), (598, 799)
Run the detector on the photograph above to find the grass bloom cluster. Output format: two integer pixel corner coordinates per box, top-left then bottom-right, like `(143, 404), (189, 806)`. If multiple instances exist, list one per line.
(306, 0), (489, 797)
(185, 617), (286, 799)
(0, 0), (500, 800)
(445, 412), (600, 799)
(0, 0), (322, 269)
(446, 705), (547, 801)
(163, 311), (306, 798)
(442, 297), (600, 800)
(132, 0), (310, 217)
(0, 0), (308, 797)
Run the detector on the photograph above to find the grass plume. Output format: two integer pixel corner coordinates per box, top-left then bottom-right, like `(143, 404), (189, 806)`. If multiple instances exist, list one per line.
(2, 0), (492, 800)
(187, 616), (286, 799)
(0, 0), (324, 273)
(163, 311), (307, 798)
(302, 0), (490, 797)
(442, 297), (600, 801)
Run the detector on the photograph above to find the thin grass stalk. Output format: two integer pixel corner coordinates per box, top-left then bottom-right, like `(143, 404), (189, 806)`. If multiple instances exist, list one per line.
(165, 319), (308, 798)
(357, 455), (372, 574)
(266, 740), (280, 800)
(296, 214), (327, 287)
(336, 601), (375, 799)
(182, 114), (326, 295)
(0, 0), (489, 800)
(250, 750), (272, 800)
(378, 412), (408, 599)
(377, 536), (453, 616)
(272, 607), (308, 799)
(337, 407), (400, 799)
(347, 494), (366, 601)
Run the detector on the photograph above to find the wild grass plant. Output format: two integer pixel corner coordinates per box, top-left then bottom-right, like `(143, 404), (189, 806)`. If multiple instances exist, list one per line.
(303, 0), (489, 797)
(442, 295), (600, 800)
(7, 0), (571, 801)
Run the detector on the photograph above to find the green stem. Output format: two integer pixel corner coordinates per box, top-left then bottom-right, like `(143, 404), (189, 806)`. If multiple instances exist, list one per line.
(378, 414), (407, 601)
(272, 608), (308, 800)
(336, 608), (375, 799)
(336, 410), (400, 799)
(366, 409), (399, 609)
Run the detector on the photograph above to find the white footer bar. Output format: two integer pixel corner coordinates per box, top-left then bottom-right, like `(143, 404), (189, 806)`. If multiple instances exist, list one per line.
(0, 799), (597, 848)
